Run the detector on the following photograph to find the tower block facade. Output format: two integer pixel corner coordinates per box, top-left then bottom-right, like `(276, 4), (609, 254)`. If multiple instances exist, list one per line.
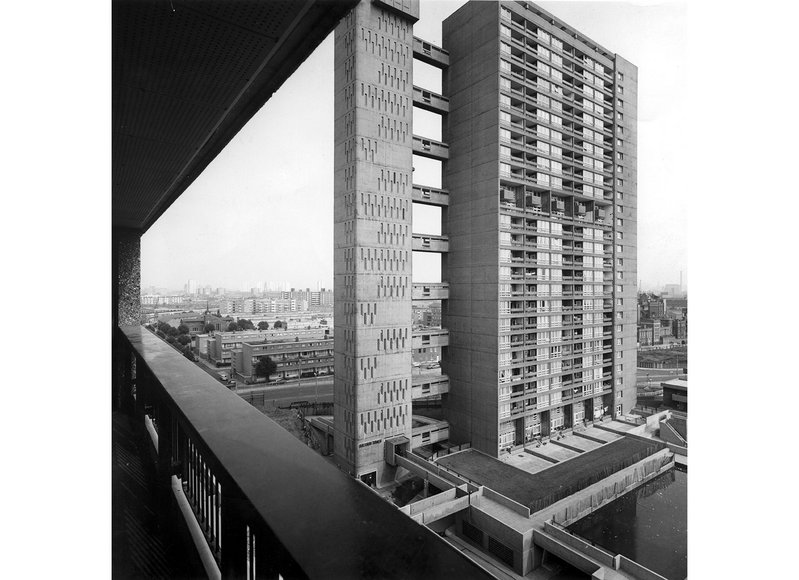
(333, 0), (419, 484)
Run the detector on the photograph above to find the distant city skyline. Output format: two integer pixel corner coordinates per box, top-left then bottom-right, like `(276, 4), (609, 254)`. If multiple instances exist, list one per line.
(141, 1), (687, 292)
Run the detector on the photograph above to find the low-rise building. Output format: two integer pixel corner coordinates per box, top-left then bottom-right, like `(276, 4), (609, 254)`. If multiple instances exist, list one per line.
(672, 318), (687, 340)
(637, 325), (654, 346)
(208, 328), (332, 367)
(179, 313), (234, 335)
(231, 331), (333, 382)
(662, 379), (687, 412)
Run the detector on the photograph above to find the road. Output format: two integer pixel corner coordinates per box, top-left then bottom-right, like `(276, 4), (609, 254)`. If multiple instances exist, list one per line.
(636, 367), (685, 388)
(235, 378), (334, 404)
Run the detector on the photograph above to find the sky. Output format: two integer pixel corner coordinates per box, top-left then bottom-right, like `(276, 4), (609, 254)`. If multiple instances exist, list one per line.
(141, 0), (687, 293)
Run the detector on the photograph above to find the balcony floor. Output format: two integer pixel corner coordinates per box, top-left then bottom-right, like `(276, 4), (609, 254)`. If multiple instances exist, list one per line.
(112, 411), (197, 579)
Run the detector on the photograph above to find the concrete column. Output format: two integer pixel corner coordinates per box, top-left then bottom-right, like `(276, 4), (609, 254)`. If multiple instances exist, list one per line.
(332, 0), (419, 485)
(112, 227), (141, 412)
(112, 227), (142, 327)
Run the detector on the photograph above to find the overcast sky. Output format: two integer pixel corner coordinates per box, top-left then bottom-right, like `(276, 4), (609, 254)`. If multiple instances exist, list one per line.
(141, 0), (687, 293)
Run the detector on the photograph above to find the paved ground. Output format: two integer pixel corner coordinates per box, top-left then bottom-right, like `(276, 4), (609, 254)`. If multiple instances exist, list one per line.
(505, 451), (556, 474)
(561, 435), (602, 452)
(577, 426), (620, 442)
(532, 443), (580, 463)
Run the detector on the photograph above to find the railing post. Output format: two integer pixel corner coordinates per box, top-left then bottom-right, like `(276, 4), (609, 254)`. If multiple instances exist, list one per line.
(220, 482), (248, 579)
(135, 359), (148, 420)
(113, 330), (136, 415)
(155, 398), (174, 511)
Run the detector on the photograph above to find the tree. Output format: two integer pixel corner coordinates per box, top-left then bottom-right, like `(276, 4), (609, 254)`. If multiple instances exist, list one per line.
(273, 320), (285, 329)
(238, 318), (255, 330)
(177, 334), (192, 346)
(167, 326), (180, 337)
(166, 335), (177, 345)
(203, 323), (216, 334)
(258, 321), (270, 330)
(182, 345), (195, 361)
(156, 330), (166, 339)
(227, 322), (239, 332)
(178, 324), (190, 335)
(255, 356), (277, 381)
(145, 324), (155, 332)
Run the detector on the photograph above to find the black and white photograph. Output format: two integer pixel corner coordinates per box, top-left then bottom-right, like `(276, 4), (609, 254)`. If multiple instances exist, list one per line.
(4, 0), (794, 578)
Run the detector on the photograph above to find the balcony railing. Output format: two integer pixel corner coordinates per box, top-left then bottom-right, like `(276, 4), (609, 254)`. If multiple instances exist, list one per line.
(113, 325), (490, 579)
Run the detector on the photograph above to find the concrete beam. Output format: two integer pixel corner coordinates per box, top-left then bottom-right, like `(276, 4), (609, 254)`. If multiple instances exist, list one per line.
(412, 233), (449, 253)
(413, 85), (449, 114)
(413, 135), (450, 160)
(412, 282), (449, 300)
(413, 36), (450, 68)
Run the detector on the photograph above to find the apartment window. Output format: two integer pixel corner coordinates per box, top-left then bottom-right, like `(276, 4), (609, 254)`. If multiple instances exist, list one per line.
(500, 59), (511, 72)
(617, 112), (624, 121)
(617, 191), (624, 200)
(501, 24), (511, 37)
(617, 125), (623, 135)
(617, 178), (624, 188)
(500, 94), (511, 107)
(616, 218), (623, 227)
(500, 111), (511, 124)
(618, 85), (624, 94)
(616, 231), (623, 240)
(616, 245), (623, 254)
(617, 272), (624, 280)
(617, 138), (623, 147)
(615, 377), (623, 386)
(501, 42), (511, 54)
(616, 325), (623, 333)
(500, 145), (511, 158)
(616, 165), (623, 173)
(616, 297), (623, 305)
(617, 72), (624, 82)
(616, 364), (623, 373)
(616, 351), (623, 359)
(617, 204), (623, 214)
(616, 338), (623, 346)
(500, 77), (511, 90)
(616, 152), (624, 161)
(617, 98), (623, 108)
(500, 128), (511, 141)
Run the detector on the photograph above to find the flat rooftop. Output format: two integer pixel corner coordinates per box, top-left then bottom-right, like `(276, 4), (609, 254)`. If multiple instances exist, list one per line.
(662, 379), (688, 390)
(437, 436), (665, 513)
